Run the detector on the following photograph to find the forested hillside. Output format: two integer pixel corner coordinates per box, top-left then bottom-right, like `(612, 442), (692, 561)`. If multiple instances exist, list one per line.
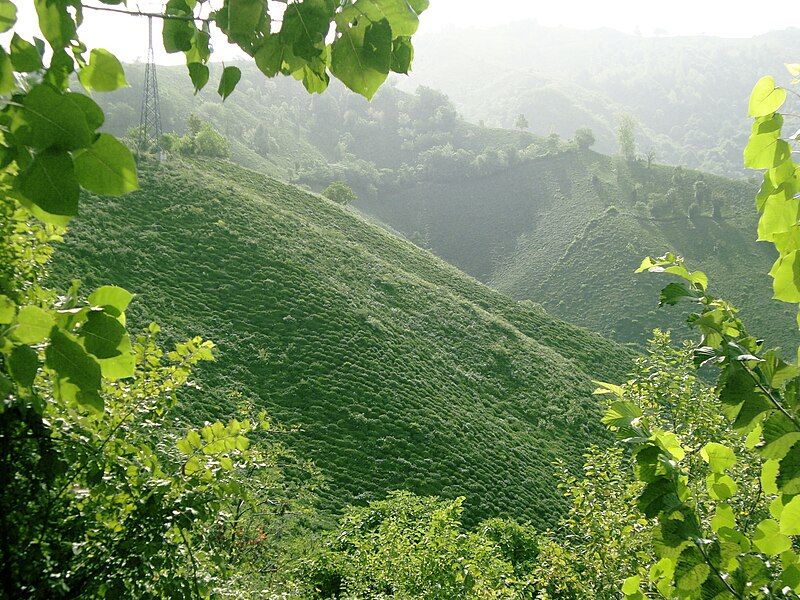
(49, 158), (633, 526)
(404, 23), (800, 178)
(99, 64), (796, 351)
(360, 147), (798, 351)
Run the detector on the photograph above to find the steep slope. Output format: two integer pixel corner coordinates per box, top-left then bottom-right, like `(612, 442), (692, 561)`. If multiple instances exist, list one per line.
(355, 149), (798, 352)
(50, 159), (633, 527)
(404, 23), (800, 178)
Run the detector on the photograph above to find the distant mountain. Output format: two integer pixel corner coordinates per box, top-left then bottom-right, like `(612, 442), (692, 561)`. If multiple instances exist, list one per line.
(402, 23), (800, 179)
(50, 158), (633, 526)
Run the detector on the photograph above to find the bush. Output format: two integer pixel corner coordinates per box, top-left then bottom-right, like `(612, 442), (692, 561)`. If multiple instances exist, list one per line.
(322, 181), (358, 205)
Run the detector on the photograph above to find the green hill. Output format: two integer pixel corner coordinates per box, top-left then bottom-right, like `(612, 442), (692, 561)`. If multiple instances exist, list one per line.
(49, 158), (633, 527)
(355, 149), (798, 352)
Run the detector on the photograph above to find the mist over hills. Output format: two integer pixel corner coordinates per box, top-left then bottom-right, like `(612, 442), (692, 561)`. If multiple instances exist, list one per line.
(403, 22), (800, 179)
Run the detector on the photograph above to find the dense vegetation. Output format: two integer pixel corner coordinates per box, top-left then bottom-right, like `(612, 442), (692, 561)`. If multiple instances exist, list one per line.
(98, 64), (796, 351)
(50, 158), (632, 525)
(404, 23), (800, 179)
(361, 147), (796, 350)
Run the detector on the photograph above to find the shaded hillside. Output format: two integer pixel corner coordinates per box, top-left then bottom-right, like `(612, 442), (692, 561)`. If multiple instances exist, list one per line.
(50, 159), (632, 527)
(404, 23), (800, 178)
(356, 149), (798, 352)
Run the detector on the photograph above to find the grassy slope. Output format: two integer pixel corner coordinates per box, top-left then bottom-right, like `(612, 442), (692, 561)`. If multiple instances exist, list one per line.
(50, 158), (633, 527)
(356, 150), (798, 352)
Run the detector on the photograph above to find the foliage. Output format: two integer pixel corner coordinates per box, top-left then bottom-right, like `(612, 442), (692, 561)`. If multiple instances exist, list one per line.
(574, 127), (595, 151)
(596, 68), (800, 597)
(322, 180), (357, 205)
(0, 0), (427, 596)
(301, 491), (537, 599)
(516, 113), (530, 131)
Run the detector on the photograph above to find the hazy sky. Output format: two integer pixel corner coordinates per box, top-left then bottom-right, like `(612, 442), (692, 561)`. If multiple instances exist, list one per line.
(11, 0), (796, 64)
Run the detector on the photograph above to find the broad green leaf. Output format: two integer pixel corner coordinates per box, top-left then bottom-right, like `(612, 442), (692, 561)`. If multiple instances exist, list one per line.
(653, 429), (685, 461)
(280, 0), (334, 60)
(254, 35), (285, 77)
(0, 0), (16, 33)
(621, 576), (644, 599)
(10, 34), (42, 72)
(749, 76), (787, 117)
(80, 310), (125, 359)
(674, 546), (710, 592)
(0, 295), (15, 324)
(778, 442), (800, 495)
(762, 459), (780, 495)
(34, 0), (76, 49)
(780, 495), (800, 535)
(74, 134), (138, 196)
(601, 400), (641, 431)
(754, 519), (791, 555)
(187, 62), (209, 93)
(11, 305), (53, 344)
(215, 0), (266, 45)
(763, 412), (800, 460)
(45, 328), (102, 410)
(97, 334), (135, 380)
(700, 442), (736, 473)
(78, 48), (128, 92)
(67, 92), (105, 130)
(351, 0), (422, 37)
(706, 472), (737, 500)
(12, 83), (94, 150)
(744, 115), (791, 169)
(0, 48), (13, 95)
(757, 194), (800, 243)
(18, 149), (80, 218)
(771, 250), (800, 303)
(163, 0), (194, 53)
(710, 503), (736, 532)
(217, 65), (241, 100)
(391, 36), (414, 74)
(88, 285), (133, 315)
(7, 344), (38, 387)
(331, 19), (392, 100)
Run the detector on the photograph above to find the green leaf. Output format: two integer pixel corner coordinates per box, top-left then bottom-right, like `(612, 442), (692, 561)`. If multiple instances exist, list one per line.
(80, 310), (125, 359)
(10, 34), (42, 72)
(7, 344), (38, 387)
(78, 48), (128, 92)
(254, 35), (286, 77)
(771, 250), (800, 303)
(187, 62), (209, 93)
(0, 295), (15, 324)
(780, 495), (800, 535)
(391, 36), (414, 74)
(331, 18), (392, 100)
(73, 134), (138, 196)
(621, 575), (644, 599)
(601, 400), (642, 432)
(700, 442), (736, 473)
(67, 92), (105, 130)
(18, 149), (80, 218)
(281, 0), (334, 60)
(12, 83), (93, 150)
(88, 286), (133, 315)
(34, 0), (76, 49)
(217, 65), (241, 100)
(777, 442), (800, 495)
(162, 0), (194, 53)
(744, 114), (791, 170)
(674, 546), (710, 592)
(215, 0), (266, 45)
(762, 412), (800, 460)
(749, 76), (787, 117)
(710, 503), (736, 532)
(11, 305), (54, 344)
(0, 48), (14, 95)
(706, 472), (738, 500)
(754, 518), (791, 555)
(45, 328), (102, 410)
(351, 0), (422, 37)
(0, 0), (17, 33)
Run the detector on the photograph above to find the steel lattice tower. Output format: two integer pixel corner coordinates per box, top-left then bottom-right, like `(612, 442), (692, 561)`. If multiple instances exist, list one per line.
(139, 16), (162, 147)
